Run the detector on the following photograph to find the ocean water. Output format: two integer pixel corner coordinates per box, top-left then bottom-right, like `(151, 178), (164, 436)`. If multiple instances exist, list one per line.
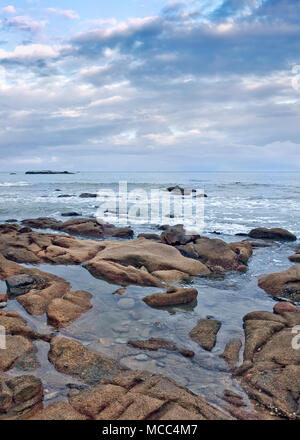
(1, 171), (300, 413)
(1, 171), (300, 236)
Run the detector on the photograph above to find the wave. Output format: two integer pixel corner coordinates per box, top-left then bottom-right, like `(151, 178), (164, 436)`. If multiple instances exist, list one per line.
(0, 181), (31, 187)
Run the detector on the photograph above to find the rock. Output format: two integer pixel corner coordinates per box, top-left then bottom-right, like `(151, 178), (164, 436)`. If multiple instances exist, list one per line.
(21, 217), (63, 230)
(258, 265), (300, 301)
(128, 338), (194, 357)
(18, 281), (69, 315)
(6, 274), (35, 296)
(79, 193), (97, 198)
(237, 308), (300, 419)
(113, 287), (126, 295)
(58, 194), (74, 198)
(46, 290), (92, 328)
(0, 310), (51, 342)
(289, 252), (300, 263)
(30, 401), (88, 420)
(178, 238), (252, 272)
(84, 237), (210, 288)
(61, 212), (81, 217)
(25, 170), (74, 175)
(117, 298), (135, 309)
(0, 294), (7, 302)
(222, 390), (247, 408)
(6, 219), (17, 223)
(0, 335), (36, 371)
(0, 375), (43, 419)
(48, 337), (126, 385)
(0, 302), (7, 309)
(137, 233), (161, 241)
(143, 287), (198, 308)
(160, 225), (200, 246)
(248, 227), (297, 241)
(151, 270), (191, 283)
(274, 302), (299, 315)
(189, 319), (222, 351)
(220, 338), (242, 367)
(35, 370), (231, 420)
(85, 259), (163, 287)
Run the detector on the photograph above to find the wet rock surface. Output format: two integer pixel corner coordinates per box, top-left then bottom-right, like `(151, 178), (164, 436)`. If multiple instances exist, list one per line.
(143, 287), (198, 308)
(189, 319), (222, 351)
(258, 265), (300, 301)
(48, 337), (126, 385)
(32, 370), (232, 420)
(235, 306), (300, 419)
(0, 375), (43, 419)
(248, 227), (297, 241)
(128, 338), (195, 358)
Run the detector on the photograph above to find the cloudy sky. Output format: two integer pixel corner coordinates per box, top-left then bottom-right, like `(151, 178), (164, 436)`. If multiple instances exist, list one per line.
(0, 0), (299, 172)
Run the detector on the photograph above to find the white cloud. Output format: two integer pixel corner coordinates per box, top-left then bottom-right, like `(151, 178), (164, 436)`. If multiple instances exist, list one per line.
(2, 5), (16, 14)
(4, 15), (46, 33)
(0, 44), (59, 61)
(45, 8), (80, 20)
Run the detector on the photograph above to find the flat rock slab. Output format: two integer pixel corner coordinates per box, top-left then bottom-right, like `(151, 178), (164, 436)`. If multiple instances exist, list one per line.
(0, 335), (36, 372)
(48, 337), (126, 385)
(143, 288), (198, 307)
(31, 370), (232, 420)
(189, 318), (222, 351)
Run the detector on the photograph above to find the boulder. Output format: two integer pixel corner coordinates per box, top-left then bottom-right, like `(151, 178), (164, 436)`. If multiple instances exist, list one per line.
(258, 265), (300, 301)
(46, 290), (92, 328)
(178, 238), (252, 272)
(189, 319), (222, 351)
(84, 259), (163, 287)
(0, 375), (43, 420)
(289, 252), (300, 263)
(143, 287), (198, 308)
(6, 274), (36, 296)
(48, 337), (126, 385)
(248, 227), (297, 241)
(160, 225), (200, 246)
(61, 212), (81, 217)
(236, 308), (300, 419)
(0, 335), (36, 371)
(79, 193), (97, 198)
(128, 338), (194, 357)
(87, 237), (210, 276)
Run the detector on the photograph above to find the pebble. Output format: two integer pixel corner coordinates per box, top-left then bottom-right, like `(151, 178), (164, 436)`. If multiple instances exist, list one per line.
(0, 302), (7, 309)
(118, 298), (135, 309)
(135, 354), (149, 361)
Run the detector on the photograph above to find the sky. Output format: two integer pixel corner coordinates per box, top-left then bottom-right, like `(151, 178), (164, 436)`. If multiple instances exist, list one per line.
(0, 0), (300, 172)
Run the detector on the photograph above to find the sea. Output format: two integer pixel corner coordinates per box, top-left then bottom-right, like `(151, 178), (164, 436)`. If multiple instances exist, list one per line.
(0, 171), (299, 413)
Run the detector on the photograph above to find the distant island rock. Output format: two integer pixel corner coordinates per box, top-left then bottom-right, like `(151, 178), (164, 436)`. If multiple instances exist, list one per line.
(25, 170), (75, 175)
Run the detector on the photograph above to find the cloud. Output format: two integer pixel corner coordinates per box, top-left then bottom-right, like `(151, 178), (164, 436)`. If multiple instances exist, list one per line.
(0, 0), (299, 171)
(2, 15), (46, 33)
(0, 44), (59, 62)
(2, 5), (16, 14)
(45, 8), (80, 20)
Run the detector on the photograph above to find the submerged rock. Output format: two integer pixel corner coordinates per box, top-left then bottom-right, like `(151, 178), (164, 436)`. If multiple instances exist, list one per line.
(258, 265), (300, 301)
(128, 338), (194, 357)
(143, 287), (198, 308)
(248, 227), (297, 241)
(189, 318), (222, 351)
(220, 338), (242, 368)
(48, 337), (126, 385)
(32, 370), (232, 420)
